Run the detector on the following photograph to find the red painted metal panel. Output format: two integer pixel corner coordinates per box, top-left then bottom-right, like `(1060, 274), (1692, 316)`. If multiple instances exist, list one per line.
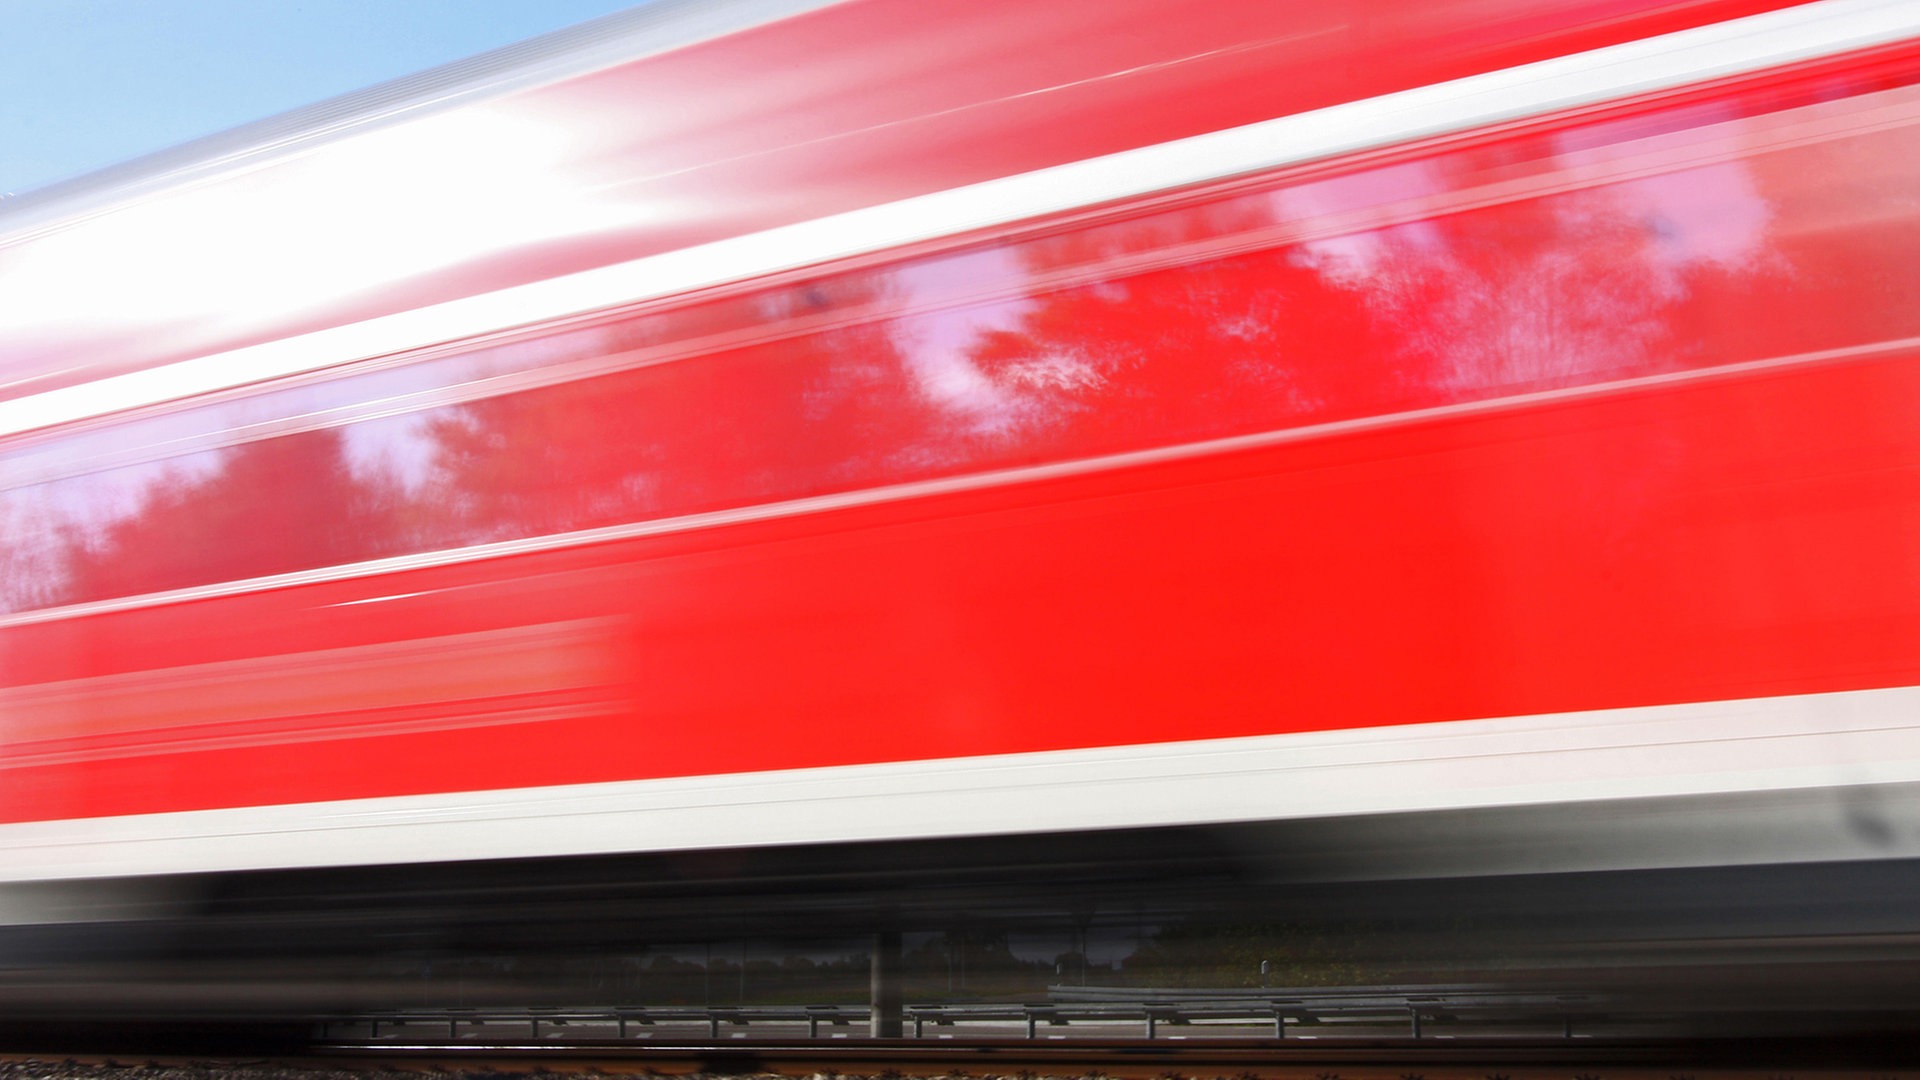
(10, 47), (1919, 613)
(0, 0), (1812, 402)
(6, 341), (1920, 822)
(10, 3), (1920, 832)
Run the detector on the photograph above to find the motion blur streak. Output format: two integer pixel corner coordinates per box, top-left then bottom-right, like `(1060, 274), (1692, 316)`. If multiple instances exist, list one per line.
(5, 0), (1920, 1040)
(1, 0), (1894, 435)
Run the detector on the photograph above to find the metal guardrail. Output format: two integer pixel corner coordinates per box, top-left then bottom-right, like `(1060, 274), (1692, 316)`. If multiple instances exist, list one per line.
(904, 1001), (1304, 1038)
(319, 985), (1602, 1044)
(322, 1003), (868, 1041)
(1033, 984), (1601, 1038)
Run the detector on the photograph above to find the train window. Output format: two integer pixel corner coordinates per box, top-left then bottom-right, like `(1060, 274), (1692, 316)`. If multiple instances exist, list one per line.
(6, 62), (1920, 615)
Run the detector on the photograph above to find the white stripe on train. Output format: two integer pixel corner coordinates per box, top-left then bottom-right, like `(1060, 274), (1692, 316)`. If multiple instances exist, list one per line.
(5, 682), (1920, 881)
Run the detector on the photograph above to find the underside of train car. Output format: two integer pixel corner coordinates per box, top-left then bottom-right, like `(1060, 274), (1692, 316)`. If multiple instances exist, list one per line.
(9, 795), (1920, 1034)
(7, 0), (1920, 1039)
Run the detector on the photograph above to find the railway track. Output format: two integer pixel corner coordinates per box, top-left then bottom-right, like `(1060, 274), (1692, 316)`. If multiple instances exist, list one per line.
(325, 1034), (1920, 1071)
(9, 993), (1920, 1076)
(315, 989), (1608, 1043)
(304, 985), (1920, 1047)
(9, 1035), (1920, 1080)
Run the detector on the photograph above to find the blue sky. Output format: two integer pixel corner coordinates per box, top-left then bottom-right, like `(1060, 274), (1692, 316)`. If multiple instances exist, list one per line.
(2, 0), (641, 196)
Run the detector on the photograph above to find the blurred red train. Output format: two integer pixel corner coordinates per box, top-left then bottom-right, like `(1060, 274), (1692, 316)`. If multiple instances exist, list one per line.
(7, 0), (1920, 1025)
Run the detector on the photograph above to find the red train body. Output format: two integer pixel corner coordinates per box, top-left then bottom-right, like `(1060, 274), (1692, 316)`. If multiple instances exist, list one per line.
(5, 0), (1920, 1021)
